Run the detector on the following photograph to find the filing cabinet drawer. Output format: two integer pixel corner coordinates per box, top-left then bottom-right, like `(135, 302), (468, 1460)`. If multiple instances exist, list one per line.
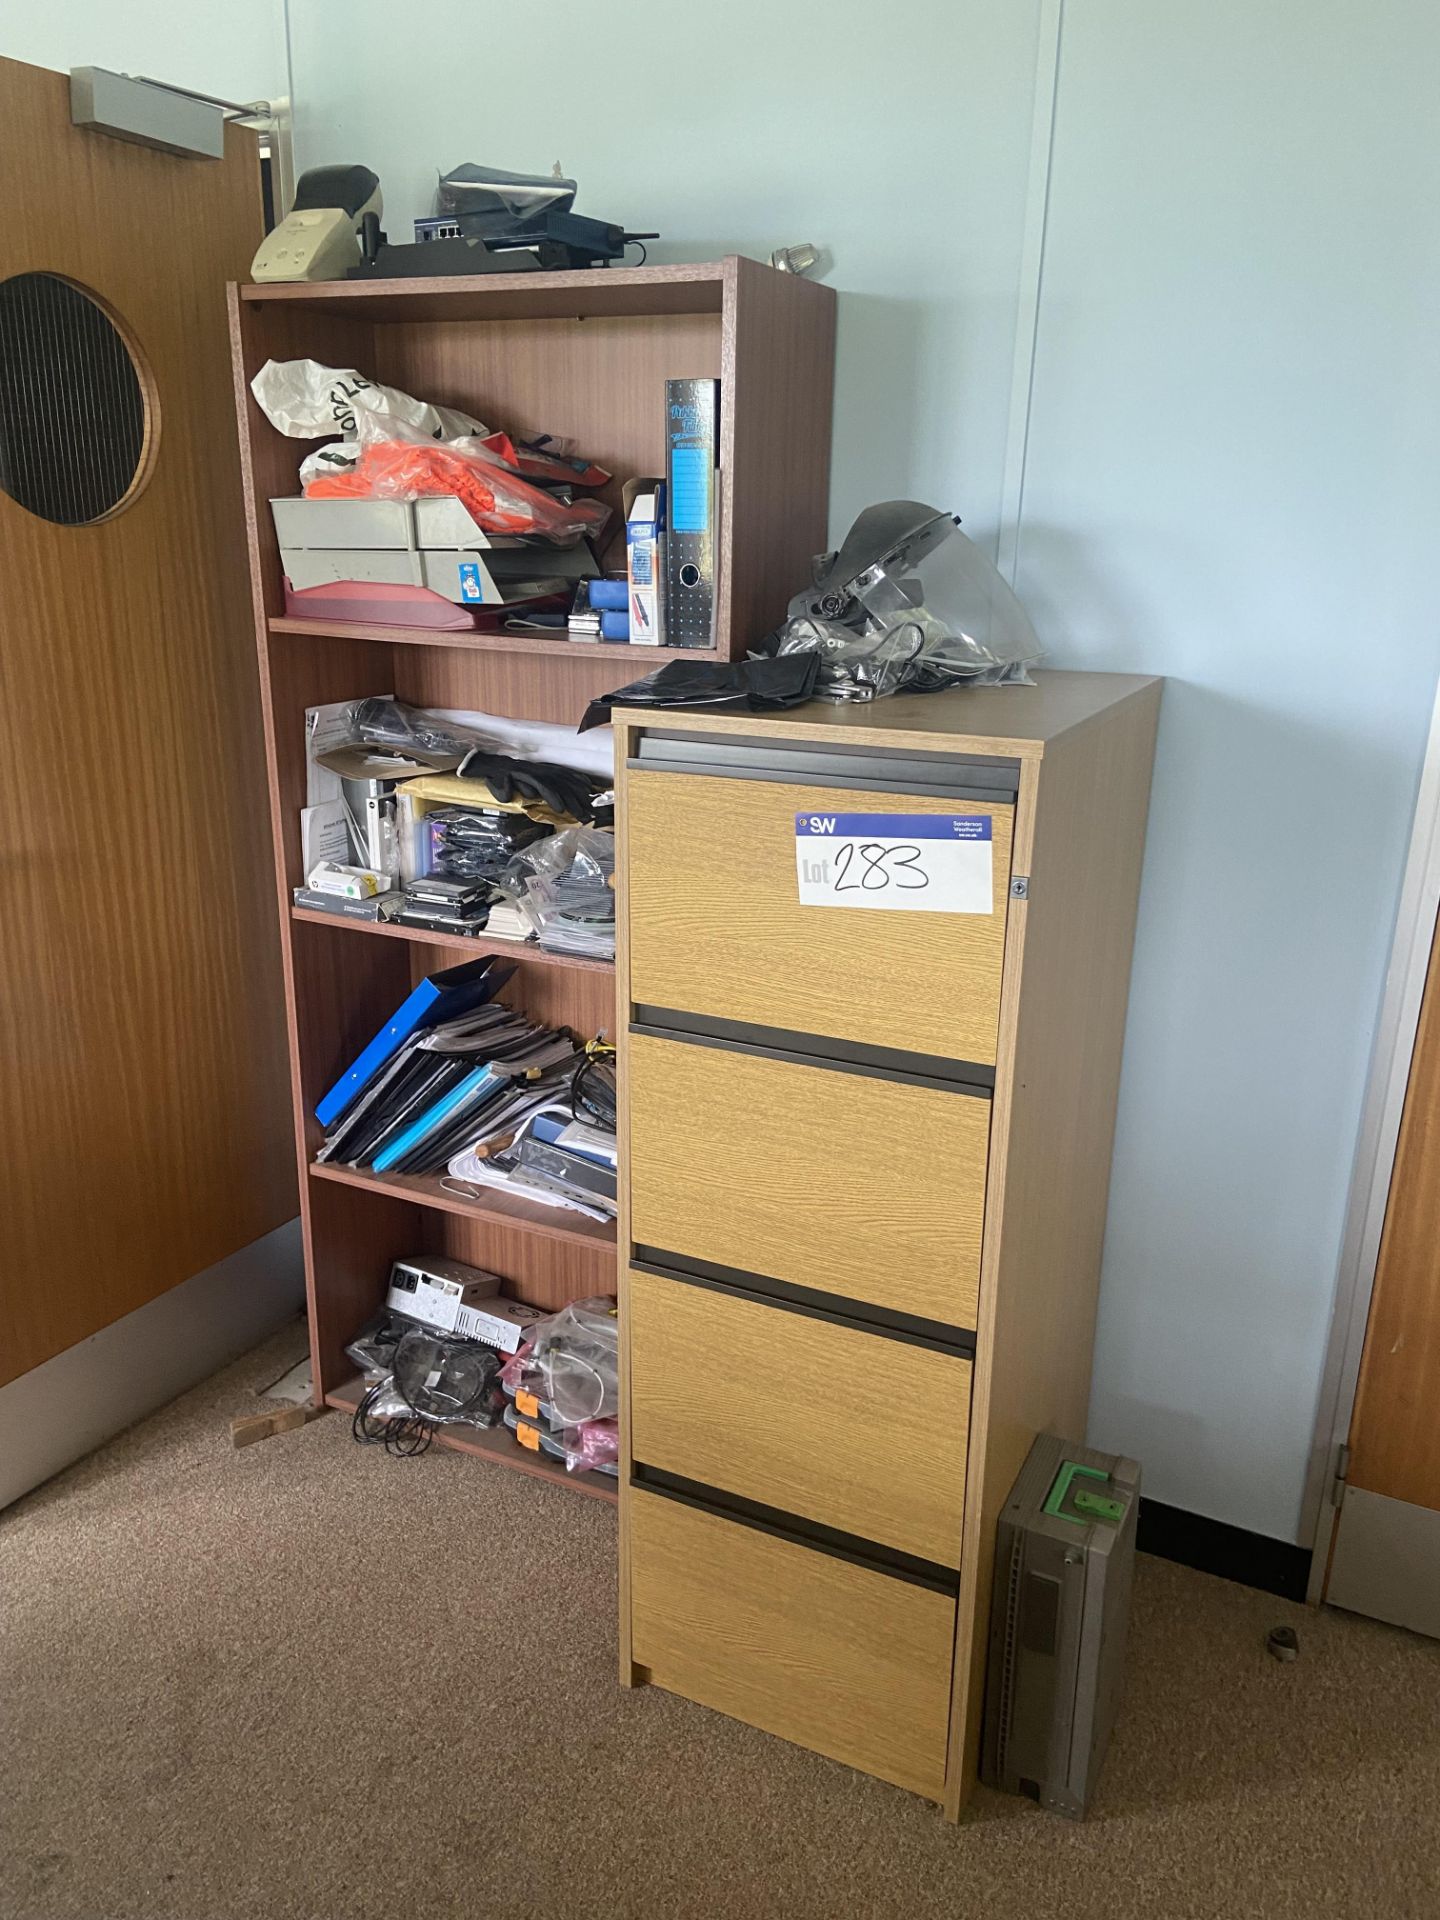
(630, 1489), (956, 1799)
(628, 1032), (989, 1330)
(629, 1269), (971, 1566)
(627, 767), (1012, 1065)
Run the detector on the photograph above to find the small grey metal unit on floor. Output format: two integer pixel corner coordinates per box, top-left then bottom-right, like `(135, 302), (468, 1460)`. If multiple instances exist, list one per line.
(983, 1433), (1140, 1819)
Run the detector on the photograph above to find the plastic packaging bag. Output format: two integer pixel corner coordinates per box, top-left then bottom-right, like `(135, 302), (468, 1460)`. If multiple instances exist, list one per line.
(499, 1344), (543, 1398)
(562, 1418), (619, 1474)
(349, 696), (498, 771)
(306, 435), (610, 544)
(478, 431), (609, 490)
(577, 653), (820, 732)
(299, 442), (365, 490)
(496, 826), (615, 957)
(499, 1326), (618, 1473)
(345, 1314), (408, 1378)
(251, 358), (488, 445)
(300, 425), (609, 495)
(428, 807), (550, 883)
(525, 1299), (619, 1424)
(347, 698), (605, 799)
(252, 358), (611, 539)
(409, 704), (614, 783)
(436, 162), (577, 235)
(391, 1327), (504, 1427)
(773, 615), (927, 701)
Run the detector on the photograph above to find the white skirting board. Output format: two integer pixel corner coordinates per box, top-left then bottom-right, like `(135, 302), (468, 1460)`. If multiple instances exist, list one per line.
(0, 1218), (304, 1511)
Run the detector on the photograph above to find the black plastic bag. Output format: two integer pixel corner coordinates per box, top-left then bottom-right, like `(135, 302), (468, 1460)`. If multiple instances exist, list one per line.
(578, 652), (820, 732)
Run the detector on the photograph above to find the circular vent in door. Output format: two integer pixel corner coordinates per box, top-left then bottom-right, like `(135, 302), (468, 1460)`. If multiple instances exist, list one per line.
(0, 272), (154, 526)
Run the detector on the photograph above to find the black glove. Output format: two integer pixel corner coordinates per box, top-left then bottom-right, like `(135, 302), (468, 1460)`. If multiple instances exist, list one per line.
(455, 750), (598, 823)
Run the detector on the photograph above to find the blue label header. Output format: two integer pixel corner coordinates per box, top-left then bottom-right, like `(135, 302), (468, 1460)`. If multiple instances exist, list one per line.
(795, 813), (992, 840)
(670, 444), (711, 533)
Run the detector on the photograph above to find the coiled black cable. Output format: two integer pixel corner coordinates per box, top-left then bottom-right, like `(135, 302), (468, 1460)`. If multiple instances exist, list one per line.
(351, 1378), (434, 1456)
(571, 1042), (617, 1131)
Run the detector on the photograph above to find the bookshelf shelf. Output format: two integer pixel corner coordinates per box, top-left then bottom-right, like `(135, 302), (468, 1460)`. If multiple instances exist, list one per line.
(230, 253), (835, 1415)
(239, 260), (730, 325)
(289, 905), (614, 974)
(269, 615), (714, 664)
(309, 1160), (618, 1250)
(325, 1375), (618, 1505)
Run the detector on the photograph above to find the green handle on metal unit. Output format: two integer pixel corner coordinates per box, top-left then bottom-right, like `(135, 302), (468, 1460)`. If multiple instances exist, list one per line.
(1044, 1459), (1125, 1526)
(1073, 1487), (1126, 1523)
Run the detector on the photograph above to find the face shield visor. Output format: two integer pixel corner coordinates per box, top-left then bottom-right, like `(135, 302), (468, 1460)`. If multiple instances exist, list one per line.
(777, 503), (1042, 700)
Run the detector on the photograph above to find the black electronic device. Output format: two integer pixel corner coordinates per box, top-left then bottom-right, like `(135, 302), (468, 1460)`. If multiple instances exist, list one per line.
(397, 904), (489, 938)
(477, 209), (658, 270)
(405, 875), (491, 911)
(350, 210), (658, 279)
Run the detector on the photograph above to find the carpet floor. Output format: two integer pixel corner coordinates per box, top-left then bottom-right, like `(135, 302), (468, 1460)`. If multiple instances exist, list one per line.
(3, 1324), (1438, 1920)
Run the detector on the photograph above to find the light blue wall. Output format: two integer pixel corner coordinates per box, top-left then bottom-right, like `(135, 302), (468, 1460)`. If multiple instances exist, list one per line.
(288, 0), (1044, 546)
(286, 0), (1440, 1542)
(6, 1), (287, 104)
(1015, 0), (1440, 1538)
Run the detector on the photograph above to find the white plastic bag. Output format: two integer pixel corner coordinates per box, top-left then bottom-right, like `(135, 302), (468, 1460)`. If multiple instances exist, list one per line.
(250, 358), (488, 445)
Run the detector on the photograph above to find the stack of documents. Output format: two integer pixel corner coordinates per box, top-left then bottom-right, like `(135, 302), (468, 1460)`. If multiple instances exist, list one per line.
(313, 955), (583, 1178)
(449, 1106), (618, 1223)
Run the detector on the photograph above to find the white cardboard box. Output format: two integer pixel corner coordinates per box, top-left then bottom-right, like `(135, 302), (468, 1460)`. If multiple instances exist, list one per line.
(625, 477), (665, 645)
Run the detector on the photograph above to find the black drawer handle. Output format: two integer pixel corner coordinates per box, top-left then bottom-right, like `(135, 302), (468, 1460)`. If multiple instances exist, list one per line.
(631, 1006), (995, 1098)
(632, 1246), (978, 1358)
(631, 1465), (962, 1597)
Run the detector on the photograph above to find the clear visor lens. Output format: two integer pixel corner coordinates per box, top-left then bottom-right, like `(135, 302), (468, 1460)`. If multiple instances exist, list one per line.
(851, 521), (1040, 674)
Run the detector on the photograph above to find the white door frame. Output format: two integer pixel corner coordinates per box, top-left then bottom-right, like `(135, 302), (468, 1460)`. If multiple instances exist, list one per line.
(1302, 671), (1440, 1598)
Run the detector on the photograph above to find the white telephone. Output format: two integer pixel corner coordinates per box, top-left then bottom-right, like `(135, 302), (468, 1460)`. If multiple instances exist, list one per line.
(251, 165), (382, 283)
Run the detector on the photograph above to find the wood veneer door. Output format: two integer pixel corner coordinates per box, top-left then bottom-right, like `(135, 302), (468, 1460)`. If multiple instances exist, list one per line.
(0, 58), (294, 1387)
(1326, 916), (1440, 1635)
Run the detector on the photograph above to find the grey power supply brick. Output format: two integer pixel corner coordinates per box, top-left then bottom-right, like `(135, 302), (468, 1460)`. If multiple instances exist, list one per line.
(982, 1433), (1140, 1819)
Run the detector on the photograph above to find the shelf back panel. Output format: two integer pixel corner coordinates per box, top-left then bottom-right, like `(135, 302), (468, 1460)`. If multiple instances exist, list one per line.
(390, 639), (628, 730)
(373, 313), (722, 581)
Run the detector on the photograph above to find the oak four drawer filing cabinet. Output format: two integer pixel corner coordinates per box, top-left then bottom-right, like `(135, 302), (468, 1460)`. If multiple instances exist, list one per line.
(613, 671), (1162, 1818)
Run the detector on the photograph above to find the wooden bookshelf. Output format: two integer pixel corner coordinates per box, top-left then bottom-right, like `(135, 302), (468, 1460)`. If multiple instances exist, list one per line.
(228, 256), (836, 1457)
